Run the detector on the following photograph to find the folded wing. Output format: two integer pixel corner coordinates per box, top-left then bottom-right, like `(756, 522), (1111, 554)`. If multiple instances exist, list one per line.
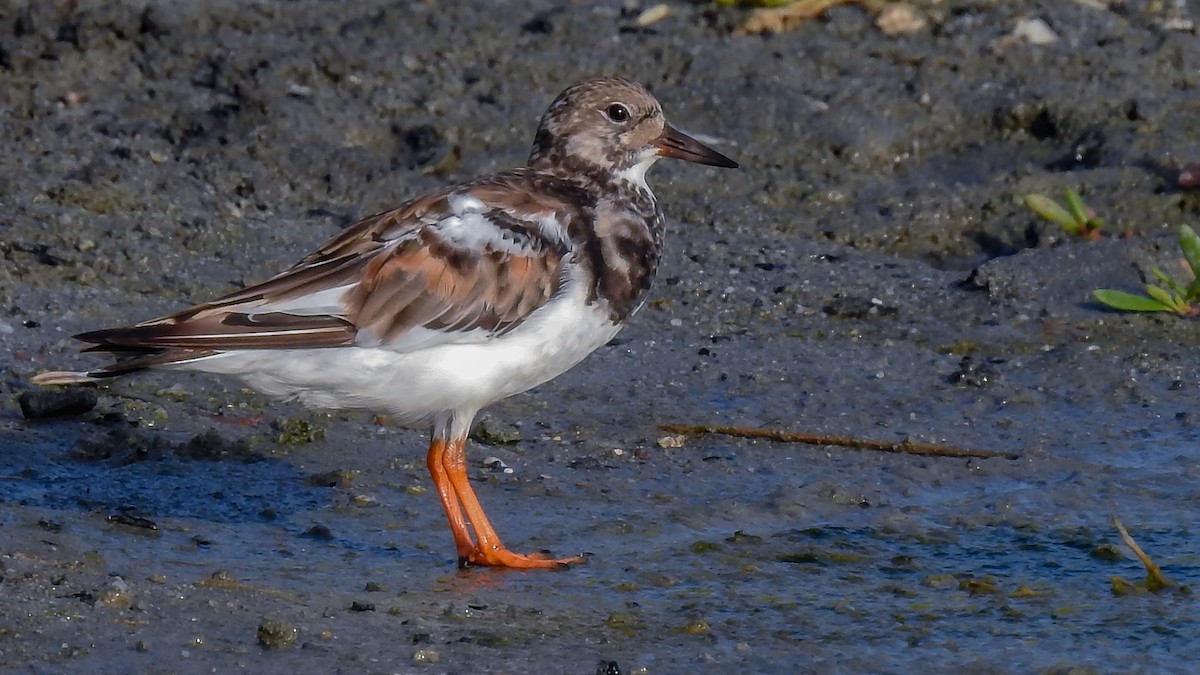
(58, 170), (579, 378)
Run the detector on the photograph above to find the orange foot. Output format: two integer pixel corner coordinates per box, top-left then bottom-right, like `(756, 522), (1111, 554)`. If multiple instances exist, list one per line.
(459, 546), (588, 570)
(429, 434), (589, 571)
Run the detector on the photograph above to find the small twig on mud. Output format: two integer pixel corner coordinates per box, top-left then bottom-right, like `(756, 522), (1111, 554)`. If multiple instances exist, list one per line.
(1112, 516), (1173, 592)
(660, 424), (1019, 460)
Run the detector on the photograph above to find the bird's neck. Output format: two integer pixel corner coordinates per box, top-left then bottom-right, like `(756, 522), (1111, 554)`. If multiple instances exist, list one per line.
(529, 141), (658, 207)
(561, 175), (664, 325)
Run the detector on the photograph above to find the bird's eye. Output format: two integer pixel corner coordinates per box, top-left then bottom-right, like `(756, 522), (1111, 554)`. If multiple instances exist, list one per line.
(605, 103), (630, 123)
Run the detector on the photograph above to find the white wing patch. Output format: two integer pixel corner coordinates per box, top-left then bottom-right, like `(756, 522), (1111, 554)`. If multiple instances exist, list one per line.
(438, 193), (559, 256)
(447, 193), (487, 214)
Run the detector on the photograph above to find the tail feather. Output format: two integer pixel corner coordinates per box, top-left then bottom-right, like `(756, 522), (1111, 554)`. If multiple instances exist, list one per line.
(30, 370), (103, 385)
(31, 348), (218, 386)
(74, 312), (354, 350)
(32, 304), (352, 388)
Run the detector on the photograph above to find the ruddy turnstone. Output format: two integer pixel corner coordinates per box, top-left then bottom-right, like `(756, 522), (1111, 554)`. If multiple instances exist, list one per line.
(32, 76), (738, 569)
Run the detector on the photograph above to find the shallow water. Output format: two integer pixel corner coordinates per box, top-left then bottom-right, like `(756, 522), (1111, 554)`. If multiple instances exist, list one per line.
(3, 395), (1197, 672)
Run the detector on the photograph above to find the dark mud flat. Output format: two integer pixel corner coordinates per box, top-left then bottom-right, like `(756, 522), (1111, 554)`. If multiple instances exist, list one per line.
(2, 1), (1199, 672)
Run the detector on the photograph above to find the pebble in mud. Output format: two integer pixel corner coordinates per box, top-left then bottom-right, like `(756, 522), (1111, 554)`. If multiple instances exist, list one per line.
(256, 617), (298, 649)
(176, 429), (260, 462)
(306, 469), (357, 488)
(947, 355), (999, 388)
(411, 648), (440, 665)
(95, 577), (133, 609)
(480, 456), (514, 474)
(273, 417), (326, 444)
(1180, 163), (1200, 188)
(302, 524), (334, 540)
(17, 388), (97, 419)
(595, 661), (623, 675)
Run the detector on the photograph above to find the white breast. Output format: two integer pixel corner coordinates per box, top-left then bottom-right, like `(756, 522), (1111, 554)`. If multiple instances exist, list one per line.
(175, 265), (620, 425)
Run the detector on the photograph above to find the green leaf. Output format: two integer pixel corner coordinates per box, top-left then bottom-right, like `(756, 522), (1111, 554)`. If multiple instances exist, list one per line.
(1093, 289), (1172, 312)
(1064, 189), (1089, 226)
(1024, 194), (1079, 232)
(1151, 267), (1185, 296)
(1179, 224), (1200, 284)
(1186, 281), (1200, 303)
(1144, 284), (1184, 312)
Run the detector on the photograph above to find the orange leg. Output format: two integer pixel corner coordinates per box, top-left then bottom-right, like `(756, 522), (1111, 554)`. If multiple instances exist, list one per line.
(426, 437), (475, 560)
(426, 433), (584, 570)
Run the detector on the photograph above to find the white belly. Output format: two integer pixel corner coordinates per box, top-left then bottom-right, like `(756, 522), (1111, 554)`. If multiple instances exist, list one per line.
(174, 278), (622, 424)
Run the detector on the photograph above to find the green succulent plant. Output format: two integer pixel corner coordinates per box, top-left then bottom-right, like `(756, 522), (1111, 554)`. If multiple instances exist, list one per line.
(1093, 225), (1200, 316)
(1024, 189), (1103, 240)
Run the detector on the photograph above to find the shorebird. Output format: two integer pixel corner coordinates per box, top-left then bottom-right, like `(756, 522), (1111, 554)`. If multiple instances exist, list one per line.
(33, 75), (738, 569)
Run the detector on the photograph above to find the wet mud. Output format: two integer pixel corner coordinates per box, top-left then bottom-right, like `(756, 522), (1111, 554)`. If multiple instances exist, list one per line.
(2, 1), (1199, 672)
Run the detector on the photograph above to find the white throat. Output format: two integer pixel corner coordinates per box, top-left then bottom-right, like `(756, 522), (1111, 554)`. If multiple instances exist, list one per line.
(615, 154), (659, 193)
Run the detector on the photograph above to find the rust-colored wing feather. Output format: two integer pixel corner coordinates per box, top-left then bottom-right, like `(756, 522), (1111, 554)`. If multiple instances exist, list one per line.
(75, 170), (580, 360)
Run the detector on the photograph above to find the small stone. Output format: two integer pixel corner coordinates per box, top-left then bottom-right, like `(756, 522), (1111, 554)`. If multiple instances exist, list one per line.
(107, 512), (159, 531)
(948, 355), (998, 388)
(306, 469), (356, 488)
(635, 4), (670, 27)
(257, 617), (298, 649)
(37, 518), (62, 532)
(95, 582), (133, 609)
(302, 524), (334, 540)
(349, 601), (375, 612)
(875, 3), (925, 36)
(1091, 543), (1124, 562)
(176, 429), (258, 462)
(412, 648), (440, 664)
(480, 457), (513, 474)
(470, 418), (522, 445)
(351, 493), (378, 507)
(596, 660), (623, 675)
(274, 417), (325, 444)
(1179, 163), (1200, 188)
(657, 435), (686, 449)
(18, 388), (97, 420)
(922, 573), (957, 588)
(1011, 17), (1058, 45)
(960, 577), (1001, 595)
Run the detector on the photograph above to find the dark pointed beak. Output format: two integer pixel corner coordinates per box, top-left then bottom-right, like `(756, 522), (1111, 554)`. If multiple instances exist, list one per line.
(653, 124), (739, 169)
